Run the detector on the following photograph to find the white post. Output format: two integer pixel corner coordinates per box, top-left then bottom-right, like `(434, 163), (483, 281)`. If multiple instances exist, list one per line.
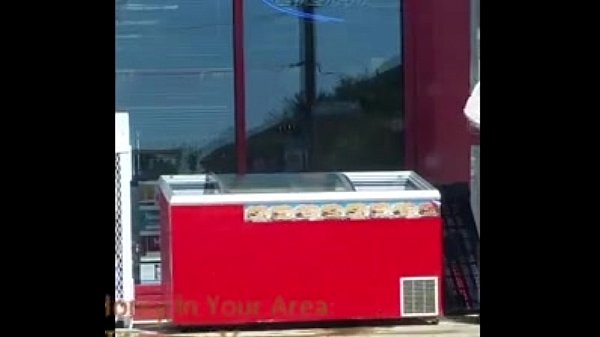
(115, 112), (135, 326)
(470, 0), (480, 307)
(469, 0), (480, 238)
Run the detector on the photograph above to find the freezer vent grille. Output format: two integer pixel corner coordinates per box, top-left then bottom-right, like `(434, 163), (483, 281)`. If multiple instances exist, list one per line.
(115, 154), (124, 301)
(401, 277), (439, 317)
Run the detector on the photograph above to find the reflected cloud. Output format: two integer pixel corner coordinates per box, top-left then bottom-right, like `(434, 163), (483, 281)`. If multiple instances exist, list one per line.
(117, 20), (159, 26)
(117, 34), (142, 39)
(124, 4), (179, 11)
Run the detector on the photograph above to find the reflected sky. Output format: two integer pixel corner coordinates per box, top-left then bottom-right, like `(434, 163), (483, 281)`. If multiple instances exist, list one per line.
(116, 0), (402, 149)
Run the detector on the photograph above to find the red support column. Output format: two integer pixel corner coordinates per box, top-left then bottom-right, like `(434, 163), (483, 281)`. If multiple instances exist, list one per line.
(403, 0), (472, 184)
(233, 0), (247, 174)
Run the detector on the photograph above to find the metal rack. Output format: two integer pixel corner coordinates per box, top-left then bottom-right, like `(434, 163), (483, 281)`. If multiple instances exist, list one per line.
(115, 112), (135, 327)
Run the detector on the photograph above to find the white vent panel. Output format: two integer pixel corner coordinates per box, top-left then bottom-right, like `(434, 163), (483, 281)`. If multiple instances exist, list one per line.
(400, 277), (439, 317)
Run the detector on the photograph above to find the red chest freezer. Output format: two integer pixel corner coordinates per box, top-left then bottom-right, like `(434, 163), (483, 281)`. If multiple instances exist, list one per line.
(158, 171), (443, 326)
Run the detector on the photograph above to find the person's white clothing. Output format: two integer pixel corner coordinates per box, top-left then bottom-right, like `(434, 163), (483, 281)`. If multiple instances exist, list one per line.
(464, 81), (480, 128)
(465, 81), (480, 238)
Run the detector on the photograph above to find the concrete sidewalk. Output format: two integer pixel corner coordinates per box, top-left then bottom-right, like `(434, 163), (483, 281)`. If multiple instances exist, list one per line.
(115, 319), (479, 337)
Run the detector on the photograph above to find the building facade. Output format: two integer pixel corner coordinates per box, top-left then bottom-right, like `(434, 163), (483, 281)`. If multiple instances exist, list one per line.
(116, 0), (478, 314)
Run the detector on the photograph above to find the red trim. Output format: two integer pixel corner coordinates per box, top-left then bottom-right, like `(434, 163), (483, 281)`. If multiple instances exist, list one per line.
(233, 0), (247, 174)
(134, 284), (166, 321)
(135, 284), (162, 296)
(403, 0), (418, 171)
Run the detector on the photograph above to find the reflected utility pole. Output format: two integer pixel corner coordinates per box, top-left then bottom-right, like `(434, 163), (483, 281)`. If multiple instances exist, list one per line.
(136, 131), (141, 177)
(300, 2), (317, 171)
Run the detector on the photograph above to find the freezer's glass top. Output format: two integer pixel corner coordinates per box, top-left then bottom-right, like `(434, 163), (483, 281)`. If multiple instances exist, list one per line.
(162, 171), (438, 197)
(216, 173), (354, 194)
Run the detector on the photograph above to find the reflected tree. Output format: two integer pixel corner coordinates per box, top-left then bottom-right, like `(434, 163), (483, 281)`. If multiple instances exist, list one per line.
(201, 65), (405, 172)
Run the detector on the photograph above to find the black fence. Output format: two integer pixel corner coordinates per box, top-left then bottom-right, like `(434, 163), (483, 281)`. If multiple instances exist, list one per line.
(440, 184), (480, 314)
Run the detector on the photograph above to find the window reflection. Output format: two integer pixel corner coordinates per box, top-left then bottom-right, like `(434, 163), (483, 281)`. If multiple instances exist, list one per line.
(116, 0), (235, 285)
(202, 0), (405, 173)
(312, 0), (404, 171)
(116, 0), (235, 179)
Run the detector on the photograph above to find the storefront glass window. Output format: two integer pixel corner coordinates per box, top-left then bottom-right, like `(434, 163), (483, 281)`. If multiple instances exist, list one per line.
(116, 0), (235, 284)
(116, 1), (235, 178)
(224, 0), (405, 172)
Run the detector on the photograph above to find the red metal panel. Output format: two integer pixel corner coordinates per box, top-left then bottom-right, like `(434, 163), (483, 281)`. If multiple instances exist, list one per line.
(159, 193), (174, 319)
(135, 284), (163, 296)
(404, 0), (472, 184)
(163, 204), (443, 325)
(134, 285), (166, 321)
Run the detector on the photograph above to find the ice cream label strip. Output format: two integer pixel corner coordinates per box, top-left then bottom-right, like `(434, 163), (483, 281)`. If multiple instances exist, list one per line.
(244, 201), (440, 223)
